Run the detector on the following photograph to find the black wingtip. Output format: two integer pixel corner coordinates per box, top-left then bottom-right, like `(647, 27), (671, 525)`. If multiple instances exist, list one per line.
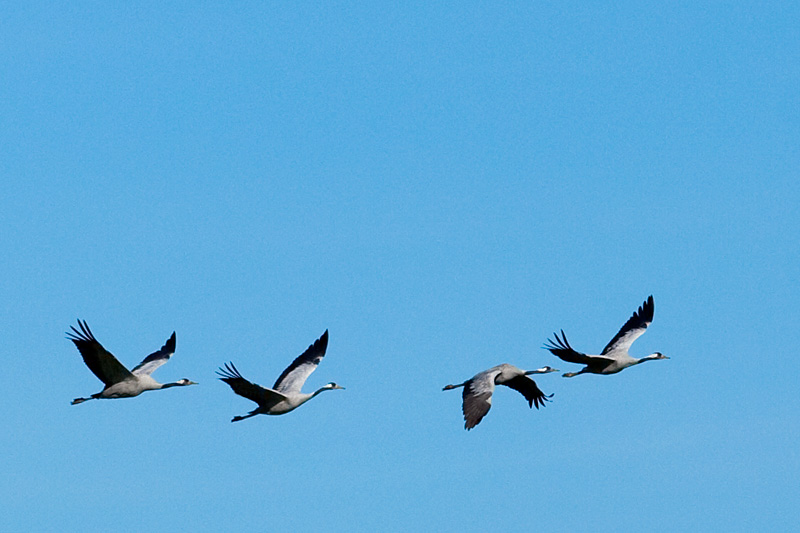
(66, 319), (96, 344)
(639, 295), (655, 322)
(532, 392), (554, 409)
(309, 329), (329, 355)
(543, 330), (573, 352)
(216, 361), (240, 381)
(163, 331), (177, 353)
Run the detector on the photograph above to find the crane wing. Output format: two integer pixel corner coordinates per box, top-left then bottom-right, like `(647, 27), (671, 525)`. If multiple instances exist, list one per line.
(67, 320), (133, 386)
(543, 330), (596, 364)
(217, 362), (286, 406)
(601, 295), (654, 355)
(461, 371), (497, 430)
(131, 332), (177, 376)
(272, 330), (329, 394)
(502, 376), (552, 409)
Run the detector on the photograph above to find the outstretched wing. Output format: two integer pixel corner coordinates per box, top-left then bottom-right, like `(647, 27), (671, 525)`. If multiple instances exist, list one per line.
(461, 370), (497, 430)
(217, 362), (286, 406)
(601, 295), (654, 355)
(544, 330), (596, 364)
(66, 320), (133, 386)
(502, 376), (552, 409)
(131, 332), (177, 376)
(273, 330), (329, 394)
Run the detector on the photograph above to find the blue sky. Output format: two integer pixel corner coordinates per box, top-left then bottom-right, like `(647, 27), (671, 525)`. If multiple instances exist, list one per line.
(2, 2), (798, 531)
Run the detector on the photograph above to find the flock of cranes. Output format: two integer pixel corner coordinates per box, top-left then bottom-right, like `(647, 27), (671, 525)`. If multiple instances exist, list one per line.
(67, 295), (667, 430)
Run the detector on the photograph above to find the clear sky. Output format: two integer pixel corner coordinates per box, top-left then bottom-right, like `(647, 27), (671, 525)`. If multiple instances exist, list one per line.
(2, 2), (798, 532)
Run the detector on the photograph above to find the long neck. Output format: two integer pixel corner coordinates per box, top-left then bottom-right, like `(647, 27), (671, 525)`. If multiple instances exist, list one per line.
(634, 354), (661, 365)
(312, 385), (335, 398)
(288, 386), (332, 407)
(524, 368), (550, 375)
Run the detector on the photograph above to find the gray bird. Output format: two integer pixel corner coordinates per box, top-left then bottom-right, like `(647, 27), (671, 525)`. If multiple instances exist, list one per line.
(217, 330), (343, 422)
(443, 364), (557, 430)
(67, 319), (197, 405)
(544, 295), (668, 377)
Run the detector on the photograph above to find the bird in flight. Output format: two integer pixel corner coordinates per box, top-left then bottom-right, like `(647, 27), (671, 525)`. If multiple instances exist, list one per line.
(443, 364), (558, 430)
(544, 295), (668, 377)
(67, 319), (197, 405)
(217, 330), (343, 422)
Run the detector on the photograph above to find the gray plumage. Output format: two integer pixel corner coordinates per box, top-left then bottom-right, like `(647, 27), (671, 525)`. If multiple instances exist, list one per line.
(67, 319), (197, 405)
(217, 330), (343, 422)
(544, 295), (668, 377)
(443, 364), (558, 430)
